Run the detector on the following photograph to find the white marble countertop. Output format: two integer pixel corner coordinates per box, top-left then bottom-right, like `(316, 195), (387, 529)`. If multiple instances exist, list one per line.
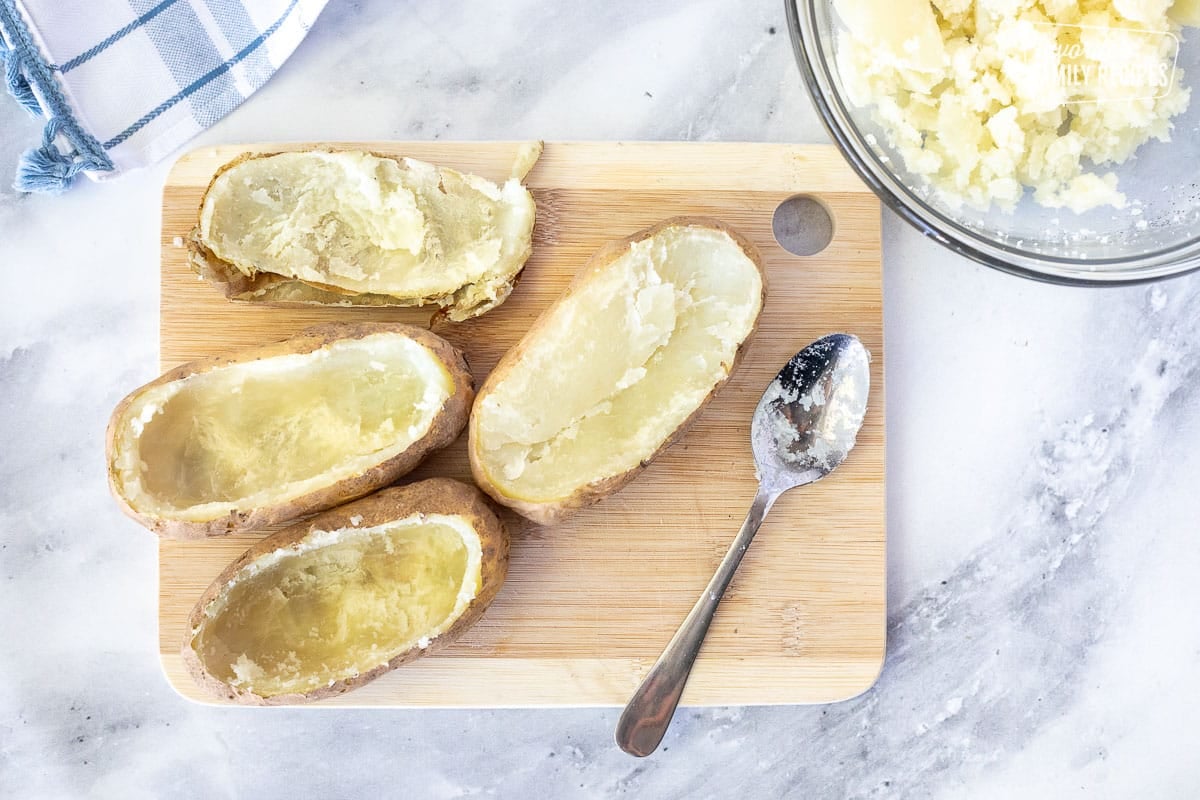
(3, 2), (1199, 797)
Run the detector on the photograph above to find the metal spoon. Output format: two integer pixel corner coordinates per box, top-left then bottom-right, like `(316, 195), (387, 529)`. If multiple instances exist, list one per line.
(615, 333), (871, 757)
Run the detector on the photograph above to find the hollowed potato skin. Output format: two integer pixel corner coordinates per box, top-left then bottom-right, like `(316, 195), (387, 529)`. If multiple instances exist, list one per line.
(468, 216), (766, 525)
(187, 147), (538, 322)
(105, 322), (474, 540)
(181, 478), (509, 705)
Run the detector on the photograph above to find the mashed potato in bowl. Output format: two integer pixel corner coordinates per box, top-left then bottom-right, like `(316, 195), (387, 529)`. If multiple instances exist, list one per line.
(834, 0), (1198, 212)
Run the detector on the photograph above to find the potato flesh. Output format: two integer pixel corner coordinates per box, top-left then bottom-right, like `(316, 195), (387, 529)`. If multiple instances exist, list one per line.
(199, 151), (535, 303)
(475, 225), (762, 501)
(191, 515), (481, 697)
(116, 335), (451, 521)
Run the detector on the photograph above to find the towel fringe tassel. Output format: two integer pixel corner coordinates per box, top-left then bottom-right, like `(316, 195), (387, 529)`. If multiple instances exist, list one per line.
(2, 40), (104, 193)
(0, 37), (41, 114)
(15, 117), (101, 194)
(2, 11), (113, 194)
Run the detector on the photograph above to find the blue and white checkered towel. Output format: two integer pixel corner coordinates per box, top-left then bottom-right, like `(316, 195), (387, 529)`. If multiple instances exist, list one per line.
(0, 0), (326, 193)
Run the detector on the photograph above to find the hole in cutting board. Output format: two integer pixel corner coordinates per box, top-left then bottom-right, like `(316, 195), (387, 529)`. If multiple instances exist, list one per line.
(772, 195), (834, 257)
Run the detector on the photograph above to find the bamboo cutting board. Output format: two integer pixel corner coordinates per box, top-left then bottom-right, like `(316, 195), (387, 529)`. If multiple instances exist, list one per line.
(158, 141), (885, 707)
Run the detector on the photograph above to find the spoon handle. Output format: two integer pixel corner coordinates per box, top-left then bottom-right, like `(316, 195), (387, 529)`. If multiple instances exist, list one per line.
(615, 485), (780, 757)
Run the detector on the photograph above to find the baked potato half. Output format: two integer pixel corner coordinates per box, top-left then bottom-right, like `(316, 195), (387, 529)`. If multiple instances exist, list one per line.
(106, 323), (473, 539)
(188, 143), (541, 321)
(469, 217), (765, 524)
(182, 479), (508, 705)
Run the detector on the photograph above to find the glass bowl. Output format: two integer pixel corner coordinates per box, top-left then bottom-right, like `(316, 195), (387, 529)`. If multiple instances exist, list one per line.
(786, 0), (1200, 284)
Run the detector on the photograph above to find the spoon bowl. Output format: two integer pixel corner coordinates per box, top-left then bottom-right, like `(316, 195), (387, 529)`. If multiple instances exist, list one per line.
(752, 332), (871, 490)
(615, 333), (871, 757)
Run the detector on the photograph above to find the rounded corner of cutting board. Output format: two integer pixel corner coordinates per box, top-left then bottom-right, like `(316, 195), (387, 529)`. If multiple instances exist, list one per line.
(164, 145), (215, 187)
(835, 647), (889, 705)
(158, 651), (227, 708)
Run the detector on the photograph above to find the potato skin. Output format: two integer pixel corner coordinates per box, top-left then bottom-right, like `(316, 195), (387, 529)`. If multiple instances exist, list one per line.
(181, 478), (509, 705)
(468, 216), (766, 525)
(187, 146), (538, 321)
(105, 322), (474, 540)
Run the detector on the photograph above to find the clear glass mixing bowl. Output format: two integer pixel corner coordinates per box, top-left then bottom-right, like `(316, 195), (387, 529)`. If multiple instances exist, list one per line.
(787, 0), (1200, 284)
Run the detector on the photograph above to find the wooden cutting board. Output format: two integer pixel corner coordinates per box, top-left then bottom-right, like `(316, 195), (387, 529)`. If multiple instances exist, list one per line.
(158, 141), (885, 707)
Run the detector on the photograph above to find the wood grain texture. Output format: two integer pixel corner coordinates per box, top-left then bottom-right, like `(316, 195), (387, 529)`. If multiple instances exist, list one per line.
(158, 141), (885, 707)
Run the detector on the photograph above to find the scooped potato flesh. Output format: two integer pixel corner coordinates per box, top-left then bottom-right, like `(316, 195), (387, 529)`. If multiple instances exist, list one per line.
(475, 225), (762, 501)
(190, 515), (482, 697)
(199, 151), (535, 299)
(116, 335), (451, 521)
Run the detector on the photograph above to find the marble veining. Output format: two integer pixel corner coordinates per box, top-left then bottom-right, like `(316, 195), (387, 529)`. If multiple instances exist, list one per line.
(2, 1), (1199, 797)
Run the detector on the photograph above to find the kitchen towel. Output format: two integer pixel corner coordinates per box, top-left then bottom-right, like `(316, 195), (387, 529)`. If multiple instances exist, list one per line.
(0, 0), (327, 193)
